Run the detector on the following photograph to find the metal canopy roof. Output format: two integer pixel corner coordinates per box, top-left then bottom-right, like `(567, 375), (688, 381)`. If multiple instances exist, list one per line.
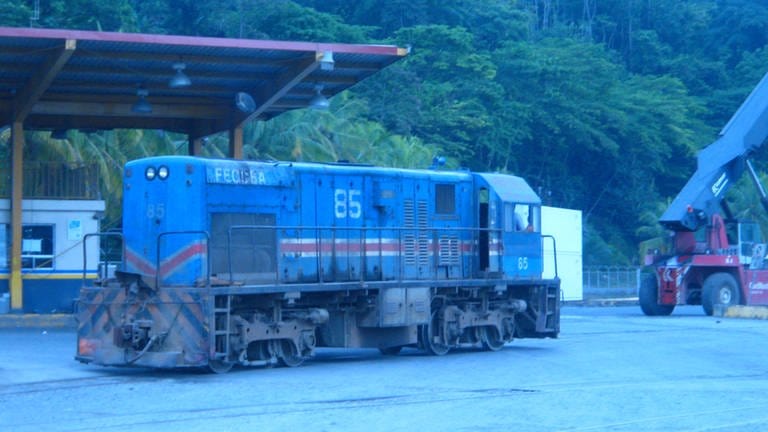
(0, 26), (407, 138)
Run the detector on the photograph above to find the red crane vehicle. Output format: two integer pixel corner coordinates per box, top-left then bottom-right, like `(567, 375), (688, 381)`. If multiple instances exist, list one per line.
(642, 71), (768, 316)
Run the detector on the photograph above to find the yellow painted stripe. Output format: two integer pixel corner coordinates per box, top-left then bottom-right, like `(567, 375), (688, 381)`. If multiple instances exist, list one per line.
(0, 314), (75, 329)
(723, 305), (768, 320)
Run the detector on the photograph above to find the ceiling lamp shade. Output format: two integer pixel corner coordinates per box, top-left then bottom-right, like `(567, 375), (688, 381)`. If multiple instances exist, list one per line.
(235, 92), (256, 113)
(320, 51), (334, 71)
(169, 62), (191, 88)
(310, 84), (329, 110)
(131, 87), (152, 114)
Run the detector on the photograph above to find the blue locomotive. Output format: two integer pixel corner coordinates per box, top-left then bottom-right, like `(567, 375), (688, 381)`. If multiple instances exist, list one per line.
(76, 156), (559, 371)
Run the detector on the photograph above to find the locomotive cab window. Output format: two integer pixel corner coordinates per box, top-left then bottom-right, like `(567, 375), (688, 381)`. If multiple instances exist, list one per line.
(435, 184), (456, 214)
(505, 204), (539, 233)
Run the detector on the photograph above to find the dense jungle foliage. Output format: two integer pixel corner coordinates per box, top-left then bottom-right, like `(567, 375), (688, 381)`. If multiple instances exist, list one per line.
(3, 0), (768, 265)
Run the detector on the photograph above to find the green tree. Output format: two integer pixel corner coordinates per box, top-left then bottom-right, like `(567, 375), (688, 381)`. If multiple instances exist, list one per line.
(6, 0), (768, 265)
(358, 25), (501, 160)
(495, 38), (707, 263)
(37, 0), (138, 31)
(232, 95), (441, 169)
(194, 0), (372, 42)
(0, 0), (32, 27)
(301, 0), (527, 48)
(703, 0), (768, 68)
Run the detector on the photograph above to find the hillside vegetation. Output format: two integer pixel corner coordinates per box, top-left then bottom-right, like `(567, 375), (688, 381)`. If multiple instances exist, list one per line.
(3, 0), (768, 264)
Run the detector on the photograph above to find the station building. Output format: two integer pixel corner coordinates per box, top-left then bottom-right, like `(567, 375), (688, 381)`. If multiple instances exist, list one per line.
(0, 163), (103, 312)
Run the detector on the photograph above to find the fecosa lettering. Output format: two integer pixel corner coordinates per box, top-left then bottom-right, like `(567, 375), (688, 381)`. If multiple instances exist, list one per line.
(208, 166), (268, 185)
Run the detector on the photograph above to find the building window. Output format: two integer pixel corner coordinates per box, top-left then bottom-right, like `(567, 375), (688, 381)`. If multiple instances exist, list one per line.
(435, 184), (456, 214)
(22, 224), (54, 269)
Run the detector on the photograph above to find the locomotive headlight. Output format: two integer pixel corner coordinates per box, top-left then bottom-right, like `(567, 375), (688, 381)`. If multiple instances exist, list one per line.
(157, 165), (169, 180)
(145, 166), (157, 181)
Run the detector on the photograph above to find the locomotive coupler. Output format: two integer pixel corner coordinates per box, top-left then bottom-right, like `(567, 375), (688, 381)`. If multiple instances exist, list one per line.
(114, 319), (154, 351)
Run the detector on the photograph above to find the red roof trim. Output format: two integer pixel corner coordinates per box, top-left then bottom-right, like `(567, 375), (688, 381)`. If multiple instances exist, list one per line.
(0, 26), (405, 56)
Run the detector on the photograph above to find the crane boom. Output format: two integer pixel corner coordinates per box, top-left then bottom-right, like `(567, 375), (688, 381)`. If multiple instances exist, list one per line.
(660, 71), (768, 231)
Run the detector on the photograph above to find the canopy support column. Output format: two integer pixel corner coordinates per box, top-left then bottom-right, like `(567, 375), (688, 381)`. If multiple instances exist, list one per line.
(229, 126), (243, 160)
(10, 121), (24, 311)
(189, 136), (204, 156)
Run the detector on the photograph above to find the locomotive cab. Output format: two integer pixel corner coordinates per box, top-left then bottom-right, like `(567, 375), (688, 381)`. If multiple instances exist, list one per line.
(474, 173), (544, 280)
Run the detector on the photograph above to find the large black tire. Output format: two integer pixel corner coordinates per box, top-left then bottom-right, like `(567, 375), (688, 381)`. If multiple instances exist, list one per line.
(702, 272), (741, 316)
(639, 272), (674, 316)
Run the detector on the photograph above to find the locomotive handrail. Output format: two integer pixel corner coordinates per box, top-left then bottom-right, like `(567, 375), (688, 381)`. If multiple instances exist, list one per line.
(226, 225), (280, 286)
(542, 234), (559, 279)
(155, 230), (210, 289)
(227, 224), (505, 234)
(82, 231), (124, 284)
(225, 224), (507, 286)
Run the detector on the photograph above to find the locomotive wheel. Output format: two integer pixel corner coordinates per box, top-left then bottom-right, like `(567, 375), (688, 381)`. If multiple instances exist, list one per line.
(275, 339), (304, 368)
(478, 326), (505, 352)
(639, 272), (674, 316)
(420, 310), (450, 356)
(702, 272), (741, 316)
(207, 359), (234, 374)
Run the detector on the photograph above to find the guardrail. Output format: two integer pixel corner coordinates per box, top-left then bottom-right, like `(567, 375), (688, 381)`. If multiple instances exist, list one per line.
(0, 162), (100, 199)
(583, 265), (639, 298)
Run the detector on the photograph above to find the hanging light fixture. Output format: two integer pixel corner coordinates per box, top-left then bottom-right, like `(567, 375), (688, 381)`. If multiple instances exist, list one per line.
(132, 86), (152, 114)
(320, 51), (335, 71)
(310, 84), (329, 110)
(235, 92), (256, 113)
(169, 62), (191, 88)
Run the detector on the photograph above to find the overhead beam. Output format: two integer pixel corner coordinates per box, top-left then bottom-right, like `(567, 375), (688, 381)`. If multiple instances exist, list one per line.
(31, 100), (230, 119)
(40, 93), (235, 105)
(36, 65), (276, 85)
(0, 62), (359, 91)
(12, 38), (76, 121)
(23, 115), (218, 134)
(73, 48), (307, 70)
(240, 52), (322, 126)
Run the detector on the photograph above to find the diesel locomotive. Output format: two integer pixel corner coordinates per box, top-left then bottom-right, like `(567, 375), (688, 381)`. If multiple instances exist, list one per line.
(76, 156), (560, 372)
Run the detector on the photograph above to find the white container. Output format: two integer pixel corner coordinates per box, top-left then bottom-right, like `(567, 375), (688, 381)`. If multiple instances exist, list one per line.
(542, 206), (584, 301)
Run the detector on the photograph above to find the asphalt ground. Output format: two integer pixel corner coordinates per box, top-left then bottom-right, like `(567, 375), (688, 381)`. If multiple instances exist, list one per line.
(3, 304), (768, 432)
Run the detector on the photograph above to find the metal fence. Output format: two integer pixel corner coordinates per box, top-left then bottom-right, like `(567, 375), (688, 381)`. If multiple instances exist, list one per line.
(0, 162), (100, 200)
(583, 266), (640, 299)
